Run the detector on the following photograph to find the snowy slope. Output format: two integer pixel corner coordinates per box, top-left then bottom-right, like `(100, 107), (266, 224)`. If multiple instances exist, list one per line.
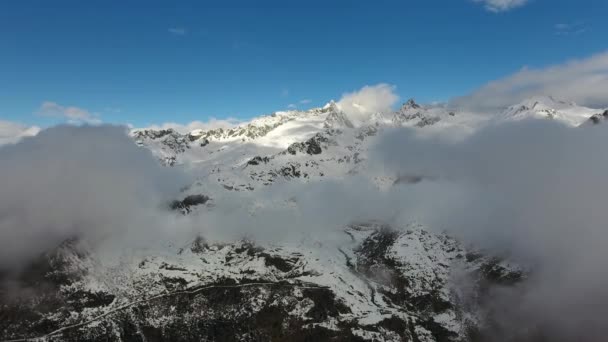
(0, 222), (523, 342)
(499, 95), (599, 126)
(130, 99), (477, 194)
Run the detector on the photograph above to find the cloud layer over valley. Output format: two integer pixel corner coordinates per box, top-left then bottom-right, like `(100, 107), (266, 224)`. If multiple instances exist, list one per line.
(0, 125), (187, 269)
(373, 120), (608, 341)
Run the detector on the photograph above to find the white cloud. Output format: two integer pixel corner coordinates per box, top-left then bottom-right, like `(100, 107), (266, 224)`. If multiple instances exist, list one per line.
(104, 107), (122, 113)
(38, 101), (100, 124)
(554, 22), (589, 36)
(336, 84), (399, 124)
(451, 51), (608, 111)
(472, 0), (528, 12)
(141, 117), (241, 134)
(0, 125), (186, 268)
(286, 99), (312, 109)
(168, 27), (187, 35)
(372, 120), (608, 341)
(281, 88), (289, 97)
(0, 120), (40, 146)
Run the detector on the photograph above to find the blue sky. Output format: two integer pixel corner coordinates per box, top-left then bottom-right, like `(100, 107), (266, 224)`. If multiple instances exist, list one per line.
(1, 0), (607, 127)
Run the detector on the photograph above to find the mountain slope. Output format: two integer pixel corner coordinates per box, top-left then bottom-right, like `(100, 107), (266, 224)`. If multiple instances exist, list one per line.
(0, 223), (522, 342)
(500, 95), (598, 126)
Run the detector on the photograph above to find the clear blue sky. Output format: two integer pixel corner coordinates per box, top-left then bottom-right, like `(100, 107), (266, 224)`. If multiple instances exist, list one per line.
(1, 0), (607, 127)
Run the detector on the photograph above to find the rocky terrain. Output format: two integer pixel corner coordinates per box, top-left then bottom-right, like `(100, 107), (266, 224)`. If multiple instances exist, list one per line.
(0, 223), (523, 342)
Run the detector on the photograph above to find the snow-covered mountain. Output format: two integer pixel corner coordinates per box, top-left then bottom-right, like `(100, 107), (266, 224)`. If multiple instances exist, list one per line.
(499, 95), (599, 126)
(130, 96), (605, 193)
(0, 223), (523, 342)
(1, 97), (604, 342)
(130, 99), (472, 192)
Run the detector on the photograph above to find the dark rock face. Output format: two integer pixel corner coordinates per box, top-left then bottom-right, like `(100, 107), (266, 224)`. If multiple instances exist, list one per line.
(132, 129), (191, 165)
(402, 98), (421, 110)
(393, 109), (441, 128)
(0, 240), (92, 340)
(132, 129), (175, 140)
(187, 132), (203, 142)
(170, 194), (210, 213)
(162, 156), (177, 166)
(247, 156), (270, 166)
(415, 116), (441, 127)
(393, 174), (425, 185)
(588, 110), (608, 125)
(286, 134), (330, 155)
(276, 163), (302, 178)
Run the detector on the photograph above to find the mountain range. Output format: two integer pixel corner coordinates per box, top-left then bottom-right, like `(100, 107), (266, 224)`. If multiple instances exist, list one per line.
(1, 96), (605, 342)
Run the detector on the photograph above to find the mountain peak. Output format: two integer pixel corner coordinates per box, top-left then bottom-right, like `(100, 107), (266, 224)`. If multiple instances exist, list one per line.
(322, 100), (339, 112)
(512, 95), (576, 110)
(502, 95), (596, 126)
(401, 98), (421, 110)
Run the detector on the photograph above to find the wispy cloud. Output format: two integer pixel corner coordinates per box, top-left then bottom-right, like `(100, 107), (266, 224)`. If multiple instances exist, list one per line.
(104, 107), (122, 114)
(472, 0), (529, 12)
(554, 22), (589, 36)
(373, 119), (608, 341)
(0, 120), (40, 146)
(281, 88), (289, 97)
(0, 125), (185, 268)
(168, 27), (187, 35)
(286, 100), (312, 110)
(451, 51), (608, 110)
(38, 101), (100, 124)
(337, 84), (399, 124)
(139, 117), (241, 134)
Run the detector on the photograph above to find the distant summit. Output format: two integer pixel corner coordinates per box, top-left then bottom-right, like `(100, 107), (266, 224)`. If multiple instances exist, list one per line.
(501, 95), (597, 126)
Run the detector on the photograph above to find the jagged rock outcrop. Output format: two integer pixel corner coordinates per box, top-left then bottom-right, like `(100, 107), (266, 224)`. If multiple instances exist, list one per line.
(587, 110), (608, 125)
(392, 99), (441, 127)
(323, 101), (354, 129)
(247, 156), (271, 166)
(286, 133), (332, 155)
(170, 194), (211, 214)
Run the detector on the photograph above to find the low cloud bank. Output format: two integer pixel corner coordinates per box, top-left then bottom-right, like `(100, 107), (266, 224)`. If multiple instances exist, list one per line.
(451, 51), (608, 111)
(373, 120), (608, 341)
(0, 120), (40, 146)
(472, 0), (529, 12)
(0, 125), (187, 269)
(337, 84), (399, 125)
(38, 101), (100, 124)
